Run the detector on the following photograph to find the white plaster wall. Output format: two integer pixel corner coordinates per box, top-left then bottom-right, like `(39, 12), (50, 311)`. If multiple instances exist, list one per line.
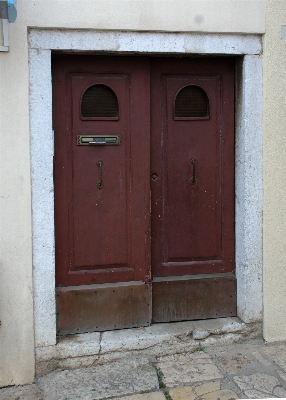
(263, 1), (286, 341)
(0, 0), (265, 387)
(20, 0), (265, 34)
(0, 23), (35, 385)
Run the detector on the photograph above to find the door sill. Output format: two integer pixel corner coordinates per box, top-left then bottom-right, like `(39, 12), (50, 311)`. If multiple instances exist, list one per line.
(36, 317), (262, 377)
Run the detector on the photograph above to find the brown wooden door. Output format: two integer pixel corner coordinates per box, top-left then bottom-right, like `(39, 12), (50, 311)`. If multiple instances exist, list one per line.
(53, 55), (236, 335)
(150, 58), (236, 322)
(53, 55), (152, 334)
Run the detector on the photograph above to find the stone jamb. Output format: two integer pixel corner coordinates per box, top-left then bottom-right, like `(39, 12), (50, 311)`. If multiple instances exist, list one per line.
(29, 29), (263, 348)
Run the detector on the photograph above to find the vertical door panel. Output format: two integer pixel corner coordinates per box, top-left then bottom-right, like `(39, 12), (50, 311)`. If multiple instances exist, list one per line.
(164, 76), (221, 263)
(151, 58), (235, 278)
(71, 75), (130, 271)
(53, 56), (151, 287)
(53, 55), (151, 333)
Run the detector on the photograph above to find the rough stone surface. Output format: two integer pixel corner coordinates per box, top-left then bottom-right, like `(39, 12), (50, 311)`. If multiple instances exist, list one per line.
(277, 369), (286, 382)
(36, 354), (99, 377)
(95, 331), (252, 368)
(274, 386), (286, 397)
(38, 356), (158, 400)
(169, 381), (239, 400)
(235, 53), (263, 324)
(169, 386), (197, 400)
(100, 321), (195, 354)
(35, 318), (261, 376)
(252, 350), (272, 366)
(157, 352), (223, 388)
(119, 393), (165, 400)
(194, 381), (221, 395)
(201, 389), (239, 400)
(215, 351), (253, 374)
(0, 384), (43, 400)
(3, 338), (286, 399)
(233, 373), (284, 397)
(36, 332), (101, 362)
(193, 329), (209, 340)
(30, 46), (56, 349)
(30, 31), (262, 54)
(242, 389), (270, 398)
(263, 343), (286, 372)
(169, 381), (222, 400)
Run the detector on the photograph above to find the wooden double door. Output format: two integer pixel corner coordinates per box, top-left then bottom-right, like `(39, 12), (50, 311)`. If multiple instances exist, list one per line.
(53, 55), (236, 335)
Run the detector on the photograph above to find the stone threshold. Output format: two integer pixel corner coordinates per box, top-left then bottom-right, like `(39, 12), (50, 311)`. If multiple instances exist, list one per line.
(36, 317), (262, 376)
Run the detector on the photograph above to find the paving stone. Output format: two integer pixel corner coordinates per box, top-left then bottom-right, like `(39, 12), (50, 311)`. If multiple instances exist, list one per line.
(216, 351), (252, 374)
(38, 356), (158, 400)
(263, 344), (286, 372)
(252, 350), (272, 366)
(194, 381), (221, 395)
(3, 337), (286, 400)
(201, 389), (238, 400)
(273, 385), (286, 397)
(119, 392), (165, 400)
(277, 369), (286, 382)
(169, 381), (222, 400)
(157, 352), (223, 388)
(0, 384), (43, 400)
(243, 389), (272, 399)
(233, 373), (282, 396)
(169, 384), (238, 400)
(169, 386), (196, 400)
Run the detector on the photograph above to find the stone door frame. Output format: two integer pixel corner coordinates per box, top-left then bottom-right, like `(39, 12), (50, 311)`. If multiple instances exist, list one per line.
(29, 29), (263, 348)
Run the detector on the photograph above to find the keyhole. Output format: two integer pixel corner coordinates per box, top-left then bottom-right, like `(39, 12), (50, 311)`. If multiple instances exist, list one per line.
(151, 173), (159, 181)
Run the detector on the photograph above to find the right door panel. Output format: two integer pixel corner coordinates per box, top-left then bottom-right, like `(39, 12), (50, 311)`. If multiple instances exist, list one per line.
(151, 58), (236, 322)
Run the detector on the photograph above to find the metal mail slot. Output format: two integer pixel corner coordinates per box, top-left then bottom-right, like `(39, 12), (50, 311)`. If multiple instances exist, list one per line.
(77, 135), (121, 146)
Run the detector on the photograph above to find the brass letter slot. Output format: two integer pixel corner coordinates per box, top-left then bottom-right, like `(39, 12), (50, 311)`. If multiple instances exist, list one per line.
(77, 135), (121, 146)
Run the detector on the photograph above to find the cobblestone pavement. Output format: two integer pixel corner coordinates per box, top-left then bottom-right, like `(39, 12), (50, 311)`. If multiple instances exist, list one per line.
(2, 338), (286, 399)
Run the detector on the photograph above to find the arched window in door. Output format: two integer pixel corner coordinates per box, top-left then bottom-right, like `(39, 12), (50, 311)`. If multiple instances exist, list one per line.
(81, 84), (119, 120)
(174, 85), (209, 119)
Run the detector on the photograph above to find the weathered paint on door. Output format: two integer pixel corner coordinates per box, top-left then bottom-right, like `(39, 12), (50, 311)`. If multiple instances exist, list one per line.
(52, 55), (236, 335)
(150, 58), (235, 322)
(53, 56), (152, 334)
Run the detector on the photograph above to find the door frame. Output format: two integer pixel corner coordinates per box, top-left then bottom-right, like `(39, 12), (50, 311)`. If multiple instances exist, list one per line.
(29, 29), (263, 348)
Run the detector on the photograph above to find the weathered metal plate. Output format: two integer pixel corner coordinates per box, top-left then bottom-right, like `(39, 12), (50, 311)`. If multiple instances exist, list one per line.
(152, 273), (236, 323)
(76, 135), (121, 146)
(56, 282), (151, 335)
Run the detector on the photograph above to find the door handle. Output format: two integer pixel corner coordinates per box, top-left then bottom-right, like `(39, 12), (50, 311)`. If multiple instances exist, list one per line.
(96, 159), (103, 189)
(189, 157), (196, 185)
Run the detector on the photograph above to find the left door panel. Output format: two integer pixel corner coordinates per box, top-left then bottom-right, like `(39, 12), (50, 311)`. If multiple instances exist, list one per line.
(52, 55), (151, 334)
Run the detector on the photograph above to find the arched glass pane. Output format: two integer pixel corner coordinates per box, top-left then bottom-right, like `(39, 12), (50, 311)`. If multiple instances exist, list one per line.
(81, 84), (119, 118)
(175, 85), (209, 118)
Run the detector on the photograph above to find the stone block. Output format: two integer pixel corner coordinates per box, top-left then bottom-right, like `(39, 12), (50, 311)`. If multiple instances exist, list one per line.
(157, 353), (223, 388)
(38, 356), (158, 400)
